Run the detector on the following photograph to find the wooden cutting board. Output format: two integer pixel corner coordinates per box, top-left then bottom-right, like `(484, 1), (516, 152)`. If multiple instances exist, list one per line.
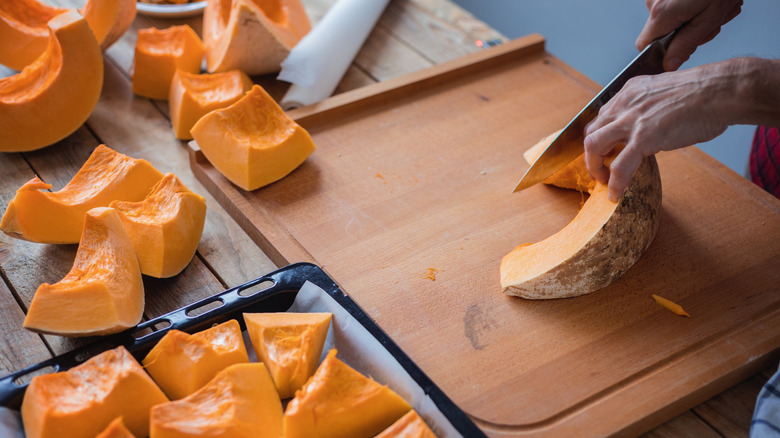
(190, 34), (780, 437)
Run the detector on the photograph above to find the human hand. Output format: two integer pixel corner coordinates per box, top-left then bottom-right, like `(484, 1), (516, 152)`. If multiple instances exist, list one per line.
(583, 61), (738, 201)
(636, 0), (742, 71)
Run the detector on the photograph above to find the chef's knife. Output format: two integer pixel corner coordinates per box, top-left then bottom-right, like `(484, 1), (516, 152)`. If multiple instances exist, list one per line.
(512, 29), (677, 192)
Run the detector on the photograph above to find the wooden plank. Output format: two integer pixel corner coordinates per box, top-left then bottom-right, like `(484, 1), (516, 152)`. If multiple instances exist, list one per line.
(0, 279), (52, 374)
(692, 374), (766, 437)
(640, 411), (721, 438)
(189, 38), (780, 437)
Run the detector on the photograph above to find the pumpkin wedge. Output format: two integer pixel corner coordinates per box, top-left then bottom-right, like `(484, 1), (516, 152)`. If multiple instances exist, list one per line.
(150, 363), (283, 438)
(283, 349), (412, 438)
(169, 69), (253, 140)
(0, 145), (164, 244)
(96, 417), (137, 438)
(191, 84), (316, 191)
(143, 319), (249, 400)
(244, 312), (332, 399)
(0, 0), (135, 70)
(500, 133), (662, 299)
(0, 9), (102, 152)
(21, 346), (169, 438)
(23, 207), (144, 337)
(111, 173), (207, 278)
(132, 25), (205, 100)
(203, 0), (311, 75)
(374, 410), (437, 438)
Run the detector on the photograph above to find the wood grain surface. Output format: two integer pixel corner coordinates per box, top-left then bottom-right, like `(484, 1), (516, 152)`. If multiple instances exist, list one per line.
(0, 1), (773, 437)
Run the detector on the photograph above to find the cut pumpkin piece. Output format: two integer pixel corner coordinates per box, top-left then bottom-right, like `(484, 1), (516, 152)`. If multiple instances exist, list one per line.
(132, 25), (204, 100)
(191, 84), (316, 191)
(169, 69), (253, 140)
(283, 349), (412, 438)
(23, 207), (144, 337)
(0, 0), (135, 69)
(203, 0), (311, 75)
(0, 9), (103, 152)
(500, 132), (662, 299)
(142, 319), (249, 400)
(243, 312), (332, 399)
(96, 417), (137, 438)
(0, 144), (164, 244)
(150, 363), (283, 438)
(111, 173), (207, 278)
(21, 346), (169, 438)
(374, 410), (437, 438)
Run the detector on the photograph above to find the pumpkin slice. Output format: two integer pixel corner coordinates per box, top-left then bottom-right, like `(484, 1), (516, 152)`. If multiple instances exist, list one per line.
(283, 349), (412, 438)
(132, 25), (205, 100)
(500, 133), (662, 299)
(23, 207), (144, 337)
(203, 0), (311, 75)
(142, 319), (250, 400)
(243, 312), (332, 399)
(0, 0), (136, 70)
(111, 173), (207, 278)
(0, 144), (164, 244)
(96, 417), (137, 438)
(191, 84), (316, 191)
(374, 410), (437, 438)
(150, 362), (283, 438)
(21, 346), (169, 438)
(0, 9), (103, 152)
(169, 69), (253, 140)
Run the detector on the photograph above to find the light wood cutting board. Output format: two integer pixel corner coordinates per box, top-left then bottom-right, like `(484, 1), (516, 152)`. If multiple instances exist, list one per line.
(190, 34), (780, 437)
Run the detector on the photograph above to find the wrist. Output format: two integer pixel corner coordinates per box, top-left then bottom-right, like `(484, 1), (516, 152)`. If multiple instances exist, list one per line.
(729, 57), (780, 127)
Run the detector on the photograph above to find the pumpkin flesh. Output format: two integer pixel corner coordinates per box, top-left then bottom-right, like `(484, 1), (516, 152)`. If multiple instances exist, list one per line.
(244, 312), (332, 399)
(21, 346), (169, 438)
(23, 207), (145, 337)
(132, 25), (205, 100)
(0, 145), (164, 244)
(111, 173), (207, 278)
(374, 410), (437, 438)
(0, 9), (103, 152)
(95, 417), (137, 438)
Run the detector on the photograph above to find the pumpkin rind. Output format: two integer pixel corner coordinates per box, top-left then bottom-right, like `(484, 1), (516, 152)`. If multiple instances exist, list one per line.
(21, 346), (169, 438)
(203, 0), (311, 75)
(23, 207), (145, 337)
(81, 0), (137, 50)
(169, 69), (253, 140)
(191, 84), (316, 191)
(150, 363), (283, 438)
(142, 319), (249, 400)
(500, 134), (662, 299)
(0, 145), (164, 244)
(132, 25), (205, 100)
(0, 9), (103, 152)
(243, 312), (332, 399)
(283, 349), (412, 438)
(111, 173), (207, 278)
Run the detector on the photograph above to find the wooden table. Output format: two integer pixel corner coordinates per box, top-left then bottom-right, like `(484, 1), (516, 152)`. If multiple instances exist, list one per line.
(0, 1), (773, 436)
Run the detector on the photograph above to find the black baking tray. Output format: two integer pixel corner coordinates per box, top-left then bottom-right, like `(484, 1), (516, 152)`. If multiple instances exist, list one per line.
(0, 262), (486, 437)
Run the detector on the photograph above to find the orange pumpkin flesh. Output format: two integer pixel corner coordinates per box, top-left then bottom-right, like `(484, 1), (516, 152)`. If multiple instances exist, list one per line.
(143, 320), (249, 400)
(132, 25), (205, 100)
(96, 417), (137, 438)
(23, 207), (145, 337)
(203, 0), (311, 75)
(374, 410), (437, 438)
(21, 346), (169, 438)
(150, 362), (283, 438)
(243, 312), (331, 399)
(0, 145), (164, 244)
(191, 84), (316, 191)
(0, 9), (103, 152)
(169, 69), (253, 140)
(111, 173), (207, 278)
(500, 133), (662, 299)
(283, 349), (412, 438)
(80, 0), (137, 51)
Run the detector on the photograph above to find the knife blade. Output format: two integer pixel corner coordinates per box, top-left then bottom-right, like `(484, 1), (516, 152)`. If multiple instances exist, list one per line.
(512, 29), (677, 192)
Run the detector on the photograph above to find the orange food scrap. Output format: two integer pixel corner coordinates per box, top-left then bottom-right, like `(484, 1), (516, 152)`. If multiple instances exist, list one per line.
(423, 268), (438, 281)
(651, 293), (690, 317)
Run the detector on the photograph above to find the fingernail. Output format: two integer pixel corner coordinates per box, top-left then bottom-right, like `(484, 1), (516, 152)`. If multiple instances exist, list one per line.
(665, 57), (683, 71)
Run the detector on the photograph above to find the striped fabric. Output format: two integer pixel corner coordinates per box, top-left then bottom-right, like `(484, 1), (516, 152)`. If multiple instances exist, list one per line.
(750, 126), (780, 198)
(752, 366), (780, 437)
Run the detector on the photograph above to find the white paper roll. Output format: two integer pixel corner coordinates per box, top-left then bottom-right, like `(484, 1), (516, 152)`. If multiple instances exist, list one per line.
(278, 0), (390, 110)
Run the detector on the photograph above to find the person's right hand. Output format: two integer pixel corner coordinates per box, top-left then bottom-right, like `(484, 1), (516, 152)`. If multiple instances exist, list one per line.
(636, 0), (743, 71)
